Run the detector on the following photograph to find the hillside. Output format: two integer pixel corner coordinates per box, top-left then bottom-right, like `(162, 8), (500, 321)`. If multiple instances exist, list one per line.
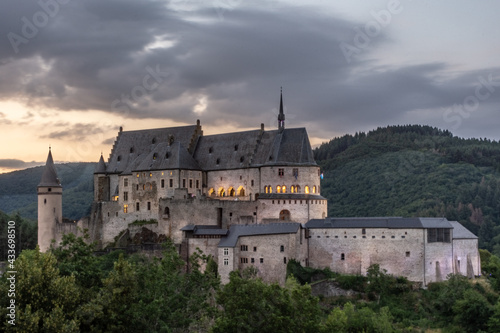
(0, 162), (95, 221)
(314, 125), (500, 255)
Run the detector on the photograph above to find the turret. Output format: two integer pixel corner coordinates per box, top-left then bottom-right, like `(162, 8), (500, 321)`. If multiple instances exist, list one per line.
(94, 153), (110, 202)
(37, 148), (62, 252)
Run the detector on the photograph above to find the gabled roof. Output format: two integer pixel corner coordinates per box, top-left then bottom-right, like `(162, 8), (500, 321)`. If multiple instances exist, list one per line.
(134, 142), (201, 171)
(449, 221), (478, 239)
(106, 125), (199, 174)
(306, 217), (452, 229)
(39, 149), (61, 187)
(218, 223), (302, 247)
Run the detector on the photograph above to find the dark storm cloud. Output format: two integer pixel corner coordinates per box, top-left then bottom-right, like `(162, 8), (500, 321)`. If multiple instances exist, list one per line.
(40, 123), (114, 141)
(1, 0), (500, 140)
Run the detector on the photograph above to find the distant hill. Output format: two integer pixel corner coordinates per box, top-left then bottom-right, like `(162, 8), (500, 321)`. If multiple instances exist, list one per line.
(314, 124), (500, 256)
(0, 163), (95, 221)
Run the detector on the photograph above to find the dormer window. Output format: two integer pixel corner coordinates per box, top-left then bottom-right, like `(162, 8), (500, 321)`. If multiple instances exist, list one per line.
(153, 153), (158, 160)
(209, 147), (213, 154)
(130, 147), (134, 153)
(165, 152), (170, 159)
(234, 144), (238, 151)
(240, 156), (244, 162)
(117, 155), (122, 162)
(216, 158), (220, 165)
(152, 138), (157, 144)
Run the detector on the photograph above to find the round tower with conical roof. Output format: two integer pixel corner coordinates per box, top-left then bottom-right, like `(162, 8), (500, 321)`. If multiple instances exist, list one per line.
(37, 148), (62, 252)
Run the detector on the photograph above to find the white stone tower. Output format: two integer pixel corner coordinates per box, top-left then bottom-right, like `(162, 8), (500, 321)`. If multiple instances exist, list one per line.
(37, 148), (62, 252)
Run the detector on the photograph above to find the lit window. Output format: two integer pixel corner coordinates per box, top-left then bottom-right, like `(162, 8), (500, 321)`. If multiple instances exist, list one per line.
(291, 186), (295, 193)
(277, 185), (281, 193)
(312, 185), (316, 193)
(282, 185), (286, 193)
(305, 186), (310, 194)
(269, 186), (272, 194)
(265, 186), (268, 194)
(149, 173), (153, 177)
(123, 204), (128, 213)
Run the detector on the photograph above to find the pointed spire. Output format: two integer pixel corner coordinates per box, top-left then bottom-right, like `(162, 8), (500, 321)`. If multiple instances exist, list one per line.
(95, 153), (107, 174)
(278, 87), (285, 132)
(39, 148), (61, 187)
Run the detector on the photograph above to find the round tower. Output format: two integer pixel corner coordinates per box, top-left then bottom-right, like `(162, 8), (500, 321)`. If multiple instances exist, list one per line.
(37, 148), (62, 252)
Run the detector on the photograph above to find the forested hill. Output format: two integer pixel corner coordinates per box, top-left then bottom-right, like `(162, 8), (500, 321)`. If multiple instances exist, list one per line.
(0, 162), (95, 221)
(314, 124), (500, 255)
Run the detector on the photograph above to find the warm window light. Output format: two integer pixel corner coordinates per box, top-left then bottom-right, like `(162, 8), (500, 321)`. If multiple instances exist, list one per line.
(312, 186), (316, 194)
(305, 186), (310, 194)
(282, 185), (286, 193)
(269, 186), (272, 194)
(277, 185), (281, 193)
(291, 186), (295, 193)
(123, 204), (128, 213)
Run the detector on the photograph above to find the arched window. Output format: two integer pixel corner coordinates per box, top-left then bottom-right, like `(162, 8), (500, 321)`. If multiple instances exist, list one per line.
(164, 207), (170, 218)
(265, 186), (268, 194)
(282, 185), (286, 193)
(269, 186), (272, 194)
(277, 185), (281, 193)
(237, 186), (245, 196)
(218, 188), (225, 197)
(312, 185), (316, 194)
(279, 210), (291, 221)
(296, 185), (301, 193)
(305, 186), (310, 194)
(229, 187), (235, 197)
(208, 188), (215, 196)
(290, 185), (295, 193)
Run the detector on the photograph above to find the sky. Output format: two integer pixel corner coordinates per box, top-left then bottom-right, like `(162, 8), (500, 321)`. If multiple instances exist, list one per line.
(1, 0), (500, 173)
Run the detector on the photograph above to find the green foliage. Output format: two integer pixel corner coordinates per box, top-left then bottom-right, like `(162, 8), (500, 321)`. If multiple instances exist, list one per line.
(321, 302), (395, 333)
(212, 272), (322, 333)
(452, 288), (493, 333)
(0, 162), (95, 220)
(128, 219), (158, 226)
(0, 210), (37, 261)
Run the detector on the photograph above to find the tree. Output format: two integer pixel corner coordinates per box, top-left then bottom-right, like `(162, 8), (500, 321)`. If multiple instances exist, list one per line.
(453, 289), (493, 333)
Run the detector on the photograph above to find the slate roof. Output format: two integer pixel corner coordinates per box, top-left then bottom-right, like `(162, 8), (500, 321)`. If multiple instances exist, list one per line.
(258, 193), (326, 200)
(306, 217), (453, 229)
(94, 154), (107, 174)
(103, 122), (317, 174)
(39, 149), (61, 187)
(180, 225), (228, 236)
(218, 223), (302, 247)
(449, 221), (478, 239)
(106, 125), (198, 174)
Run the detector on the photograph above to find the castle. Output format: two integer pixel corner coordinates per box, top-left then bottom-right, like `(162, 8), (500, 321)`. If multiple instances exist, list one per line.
(37, 92), (480, 286)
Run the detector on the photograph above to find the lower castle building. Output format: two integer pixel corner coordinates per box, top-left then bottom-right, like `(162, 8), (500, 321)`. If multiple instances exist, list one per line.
(37, 93), (480, 287)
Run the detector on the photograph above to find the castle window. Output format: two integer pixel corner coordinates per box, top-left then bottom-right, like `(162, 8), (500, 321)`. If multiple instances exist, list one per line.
(237, 186), (245, 196)
(296, 185), (301, 193)
(136, 202), (140, 211)
(124, 178), (129, 187)
(240, 156), (244, 163)
(268, 186), (272, 194)
(241, 245), (248, 251)
(305, 186), (310, 194)
(341, 253), (345, 261)
(240, 258), (248, 264)
(265, 186), (268, 193)
(147, 202), (151, 210)
(189, 179), (193, 188)
(143, 184), (146, 190)
(164, 207), (170, 217)
(137, 173), (140, 178)
(117, 155), (122, 162)
(123, 192), (128, 201)
(279, 210), (290, 221)
(208, 188), (215, 196)
(44, 199), (47, 204)
(284, 257), (287, 264)
(229, 187), (235, 196)
(123, 204), (128, 213)
(234, 144), (238, 151)
(277, 185), (281, 193)
(280, 245), (284, 252)
(153, 153), (158, 160)
(223, 248), (229, 256)
(130, 147), (135, 153)
(209, 147), (213, 154)
(165, 152), (170, 159)
(216, 158), (220, 165)
(251, 258), (255, 263)
(136, 184), (139, 191)
(149, 173), (153, 177)
(282, 185), (286, 193)
(161, 179), (165, 188)
(293, 168), (299, 178)
(152, 138), (156, 144)
(391, 236), (395, 239)
(269, 155), (273, 161)
(253, 247), (257, 252)
(223, 258), (228, 266)
(291, 186), (295, 193)
(312, 185), (316, 194)
(218, 188), (225, 197)
(427, 228), (451, 243)
(182, 179), (186, 188)
(278, 168), (284, 176)
(196, 180), (199, 188)
(260, 258), (264, 263)
(251, 180), (254, 186)
(48, 188), (52, 192)
(169, 179), (173, 187)
(406, 251), (410, 257)
(362, 228), (366, 235)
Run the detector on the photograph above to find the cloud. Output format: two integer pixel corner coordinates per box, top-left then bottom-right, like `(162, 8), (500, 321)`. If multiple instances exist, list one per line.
(0, 0), (500, 142)
(40, 123), (115, 141)
(0, 159), (43, 170)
